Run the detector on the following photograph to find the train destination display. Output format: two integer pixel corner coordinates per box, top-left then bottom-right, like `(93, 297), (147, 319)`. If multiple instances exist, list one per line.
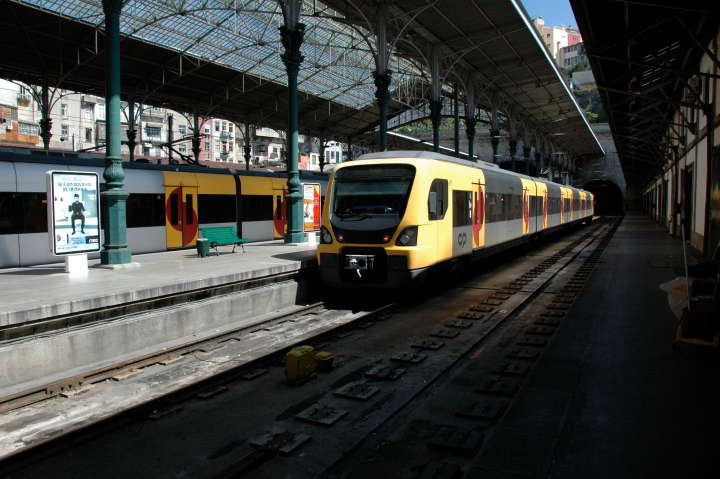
(46, 171), (101, 255)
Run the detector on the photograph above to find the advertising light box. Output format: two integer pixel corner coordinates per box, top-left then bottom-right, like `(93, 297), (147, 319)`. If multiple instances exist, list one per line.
(303, 183), (321, 232)
(46, 171), (101, 255)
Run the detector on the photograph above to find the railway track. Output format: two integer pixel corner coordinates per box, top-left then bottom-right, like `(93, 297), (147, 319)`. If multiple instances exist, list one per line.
(0, 219), (620, 478)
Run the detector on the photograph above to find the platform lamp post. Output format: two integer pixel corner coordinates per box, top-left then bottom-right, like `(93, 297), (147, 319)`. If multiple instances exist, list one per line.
(279, 1), (305, 243)
(100, 0), (131, 265)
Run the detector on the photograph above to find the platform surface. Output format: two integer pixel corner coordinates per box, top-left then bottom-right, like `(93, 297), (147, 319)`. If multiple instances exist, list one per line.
(0, 241), (317, 327)
(470, 214), (720, 478)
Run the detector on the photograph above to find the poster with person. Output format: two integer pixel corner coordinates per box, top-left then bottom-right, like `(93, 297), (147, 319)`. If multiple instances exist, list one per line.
(46, 171), (101, 255)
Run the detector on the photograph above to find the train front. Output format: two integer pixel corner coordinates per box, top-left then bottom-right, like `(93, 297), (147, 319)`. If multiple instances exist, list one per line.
(316, 160), (427, 290)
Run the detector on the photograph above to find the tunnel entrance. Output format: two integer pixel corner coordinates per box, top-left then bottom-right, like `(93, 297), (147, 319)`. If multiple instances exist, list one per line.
(584, 179), (625, 215)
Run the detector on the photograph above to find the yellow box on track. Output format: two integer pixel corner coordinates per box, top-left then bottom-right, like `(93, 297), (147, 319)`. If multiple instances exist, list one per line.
(286, 345), (317, 383)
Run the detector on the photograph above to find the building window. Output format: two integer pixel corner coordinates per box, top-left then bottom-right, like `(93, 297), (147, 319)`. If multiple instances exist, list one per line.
(142, 146), (150, 156)
(145, 126), (161, 138)
(18, 122), (39, 136)
(178, 125), (186, 135)
(83, 105), (93, 121)
(204, 141), (210, 151)
(214, 120), (220, 132)
(61, 103), (68, 118)
(229, 123), (234, 133)
(85, 127), (93, 142)
(178, 144), (187, 154)
(204, 125), (210, 134)
(61, 124), (69, 137)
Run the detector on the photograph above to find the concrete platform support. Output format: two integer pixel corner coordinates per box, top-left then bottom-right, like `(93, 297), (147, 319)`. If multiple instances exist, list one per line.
(0, 279), (312, 398)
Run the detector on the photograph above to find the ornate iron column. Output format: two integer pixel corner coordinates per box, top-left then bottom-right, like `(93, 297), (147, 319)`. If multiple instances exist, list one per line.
(374, 71), (392, 151)
(490, 129), (500, 164)
(100, 0), (131, 265)
(167, 113), (174, 162)
(430, 100), (442, 152)
(373, 3), (391, 152)
(191, 113), (201, 164)
(523, 144), (531, 175)
(126, 101), (136, 162)
(453, 84), (459, 156)
(279, 17), (305, 243)
(466, 116), (477, 160)
(509, 138), (517, 172)
(39, 81), (52, 150)
(464, 77), (477, 161)
(318, 136), (326, 172)
(429, 44), (442, 153)
(243, 123), (251, 171)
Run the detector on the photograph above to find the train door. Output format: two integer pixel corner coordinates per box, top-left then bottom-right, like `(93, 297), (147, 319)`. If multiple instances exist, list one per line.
(452, 190), (473, 257)
(273, 183), (287, 239)
(164, 186), (198, 248)
(473, 180), (485, 248)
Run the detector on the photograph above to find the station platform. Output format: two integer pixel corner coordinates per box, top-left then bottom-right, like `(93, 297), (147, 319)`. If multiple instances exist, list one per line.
(471, 214), (720, 478)
(0, 241), (317, 329)
(0, 241), (319, 406)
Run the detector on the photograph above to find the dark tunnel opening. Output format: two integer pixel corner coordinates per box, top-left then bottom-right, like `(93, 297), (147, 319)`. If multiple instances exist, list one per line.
(584, 179), (625, 216)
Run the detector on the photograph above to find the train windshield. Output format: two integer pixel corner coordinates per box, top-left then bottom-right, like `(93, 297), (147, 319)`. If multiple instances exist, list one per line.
(332, 164), (415, 221)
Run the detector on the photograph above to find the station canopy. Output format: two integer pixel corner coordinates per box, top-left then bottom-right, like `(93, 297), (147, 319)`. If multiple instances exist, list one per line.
(1, 0), (602, 159)
(570, 0), (719, 183)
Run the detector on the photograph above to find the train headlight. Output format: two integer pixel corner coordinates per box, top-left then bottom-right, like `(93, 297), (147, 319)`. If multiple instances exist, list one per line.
(395, 226), (418, 246)
(321, 226), (333, 244)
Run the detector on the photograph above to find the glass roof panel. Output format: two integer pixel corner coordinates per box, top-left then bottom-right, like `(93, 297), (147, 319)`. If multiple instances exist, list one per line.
(18, 0), (421, 110)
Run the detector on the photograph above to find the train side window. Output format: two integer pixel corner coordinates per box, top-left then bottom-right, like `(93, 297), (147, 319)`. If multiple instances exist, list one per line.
(127, 193), (165, 227)
(20, 192), (48, 233)
(453, 190), (472, 226)
(0, 192), (49, 234)
(241, 195), (273, 222)
(428, 179), (448, 220)
(185, 194), (194, 225)
(198, 194), (236, 224)
(0, 192), (19, 235)
(170, 193), (179, 225)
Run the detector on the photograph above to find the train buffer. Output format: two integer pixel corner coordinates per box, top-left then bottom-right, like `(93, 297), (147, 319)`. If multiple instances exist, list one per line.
(199, 227), (250, 255)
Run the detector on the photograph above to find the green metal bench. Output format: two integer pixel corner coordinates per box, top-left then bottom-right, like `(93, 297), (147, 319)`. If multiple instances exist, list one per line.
(199, 227), (249, 255)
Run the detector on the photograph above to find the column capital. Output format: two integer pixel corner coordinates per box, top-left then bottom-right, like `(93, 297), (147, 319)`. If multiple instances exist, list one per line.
(102, 0), (122, 15)
(280, 24), (306, 76)
(373, 70), (392, 104)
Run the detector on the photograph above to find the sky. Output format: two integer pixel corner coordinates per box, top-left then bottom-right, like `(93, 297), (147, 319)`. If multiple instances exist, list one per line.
(520, 0), (578, 29)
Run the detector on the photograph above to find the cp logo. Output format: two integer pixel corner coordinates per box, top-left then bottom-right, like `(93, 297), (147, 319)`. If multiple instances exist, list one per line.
(457, 232), (467, 247)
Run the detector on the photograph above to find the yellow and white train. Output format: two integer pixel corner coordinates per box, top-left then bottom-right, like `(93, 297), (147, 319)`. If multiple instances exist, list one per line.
(0, 148), (327, 267)
(317, 151), (594, 289)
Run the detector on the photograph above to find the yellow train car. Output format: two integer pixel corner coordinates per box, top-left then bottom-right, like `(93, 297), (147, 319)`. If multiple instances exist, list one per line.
(317, 151), (593, 289)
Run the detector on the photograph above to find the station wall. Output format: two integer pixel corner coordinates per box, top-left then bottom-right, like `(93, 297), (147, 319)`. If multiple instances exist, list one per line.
(643, 29), (720, 257)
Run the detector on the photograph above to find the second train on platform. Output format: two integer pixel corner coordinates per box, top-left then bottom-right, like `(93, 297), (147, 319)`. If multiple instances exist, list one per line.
(317, 151), (594, 289)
